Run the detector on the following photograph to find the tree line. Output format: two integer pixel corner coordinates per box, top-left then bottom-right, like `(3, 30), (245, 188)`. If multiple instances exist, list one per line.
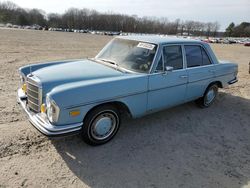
(0, 1), (249, 37)
(48, 9), (221, 37)
(225, 22), (250, 37)
(0, 1), (46, 26)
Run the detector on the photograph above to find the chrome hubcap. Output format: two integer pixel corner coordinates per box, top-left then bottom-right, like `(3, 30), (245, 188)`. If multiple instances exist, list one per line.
(91, 112), (117, 140)
(205, 88), (216, 105)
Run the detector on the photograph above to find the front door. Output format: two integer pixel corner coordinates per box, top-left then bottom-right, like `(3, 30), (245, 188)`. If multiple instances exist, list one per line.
(147, 45), (188, 112)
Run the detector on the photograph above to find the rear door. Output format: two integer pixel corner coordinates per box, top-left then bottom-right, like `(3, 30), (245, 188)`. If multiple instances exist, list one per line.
(184, 45), (215, 101)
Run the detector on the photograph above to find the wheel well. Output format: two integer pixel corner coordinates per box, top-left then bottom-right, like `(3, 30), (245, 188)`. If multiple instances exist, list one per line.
(208, 81), (223, 89)
(202, 81), (222, 97)
(83, 101), (132, 122)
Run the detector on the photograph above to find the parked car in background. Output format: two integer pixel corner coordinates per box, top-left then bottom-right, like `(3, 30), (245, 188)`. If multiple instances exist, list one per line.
(244, 42), (250, 46)
(17, 36), (238, 145)
(6, 23), (12, 28)
(104, 31), (121, 36)
(24, 26), (31, 29)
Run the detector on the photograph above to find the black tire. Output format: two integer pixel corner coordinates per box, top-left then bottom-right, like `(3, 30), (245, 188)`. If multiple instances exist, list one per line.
(81, 105), (120, 146)
(195, 84), (218, 108)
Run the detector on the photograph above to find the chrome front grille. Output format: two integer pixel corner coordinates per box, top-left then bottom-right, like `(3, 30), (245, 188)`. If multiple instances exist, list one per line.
(27, 77), (42, 113)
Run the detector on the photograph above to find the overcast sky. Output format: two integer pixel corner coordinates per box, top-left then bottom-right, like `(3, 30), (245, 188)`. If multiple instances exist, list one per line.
(7, 0), (250, 30)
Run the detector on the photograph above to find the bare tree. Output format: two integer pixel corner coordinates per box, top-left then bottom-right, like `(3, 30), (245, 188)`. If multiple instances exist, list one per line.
(211, 22), (220, 37)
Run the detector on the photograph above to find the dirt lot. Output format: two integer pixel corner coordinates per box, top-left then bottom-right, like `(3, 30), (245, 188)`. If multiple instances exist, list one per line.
(0, 28), (250, 188)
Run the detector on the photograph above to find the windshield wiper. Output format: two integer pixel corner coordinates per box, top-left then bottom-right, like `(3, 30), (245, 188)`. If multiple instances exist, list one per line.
(99, 58), (118, 66)
(93, 58), (127, 73)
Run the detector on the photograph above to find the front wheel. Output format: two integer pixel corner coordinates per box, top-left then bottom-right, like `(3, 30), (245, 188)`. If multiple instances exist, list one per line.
(196, 84), (218, 108)
(81, 105), (120, 146)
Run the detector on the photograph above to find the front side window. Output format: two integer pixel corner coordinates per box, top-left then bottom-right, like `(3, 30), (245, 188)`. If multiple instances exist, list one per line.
(185, 45), (212, 68)
(163, 45), (183, 70)
(96, 38), (157, 73)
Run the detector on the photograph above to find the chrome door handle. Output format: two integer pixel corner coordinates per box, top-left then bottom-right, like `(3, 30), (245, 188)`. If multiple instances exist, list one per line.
(179, 75), (188, 78)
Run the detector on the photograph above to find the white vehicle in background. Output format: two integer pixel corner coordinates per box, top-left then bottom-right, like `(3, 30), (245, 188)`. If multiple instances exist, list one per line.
(6, 23), (13, 28)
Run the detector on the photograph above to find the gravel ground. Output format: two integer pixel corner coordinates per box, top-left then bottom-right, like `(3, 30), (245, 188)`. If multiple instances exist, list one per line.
(0, 28), (250, 188)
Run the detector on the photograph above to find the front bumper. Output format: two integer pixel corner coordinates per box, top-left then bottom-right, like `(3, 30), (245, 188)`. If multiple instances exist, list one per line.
(17, 89), (82, 136)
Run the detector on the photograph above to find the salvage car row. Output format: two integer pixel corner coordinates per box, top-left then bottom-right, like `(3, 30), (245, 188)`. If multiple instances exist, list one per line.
(1, 23), (249, 45)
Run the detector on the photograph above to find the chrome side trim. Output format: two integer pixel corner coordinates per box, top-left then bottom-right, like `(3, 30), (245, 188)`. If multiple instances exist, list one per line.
(17, 89), (82, 136)
(65, 90), (148, 109)
(65, 72), (236, 110)
(185, 64), (215, 70)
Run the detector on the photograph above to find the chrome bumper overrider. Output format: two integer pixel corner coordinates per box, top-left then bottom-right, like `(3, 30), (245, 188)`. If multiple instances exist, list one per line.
(228, 77), (238, 85)
(17, 89), (82, 136)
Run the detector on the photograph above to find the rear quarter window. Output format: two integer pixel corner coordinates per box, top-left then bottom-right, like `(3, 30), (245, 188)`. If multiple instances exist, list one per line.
(201, 48), (212, 65)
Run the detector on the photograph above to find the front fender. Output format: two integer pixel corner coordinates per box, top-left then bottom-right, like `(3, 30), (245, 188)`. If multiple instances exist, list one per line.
(49, 75), (148, 125)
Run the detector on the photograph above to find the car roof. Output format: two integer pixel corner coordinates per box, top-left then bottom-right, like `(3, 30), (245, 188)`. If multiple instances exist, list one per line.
(116, 35), (203, 45)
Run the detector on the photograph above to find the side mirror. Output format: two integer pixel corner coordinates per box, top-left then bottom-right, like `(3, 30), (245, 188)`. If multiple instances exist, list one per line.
(165, 66), (174, 72)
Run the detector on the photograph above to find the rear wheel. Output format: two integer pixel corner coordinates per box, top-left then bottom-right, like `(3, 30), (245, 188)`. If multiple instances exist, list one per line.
(196, 84), (218, 108)
(82, 105), (120, 146)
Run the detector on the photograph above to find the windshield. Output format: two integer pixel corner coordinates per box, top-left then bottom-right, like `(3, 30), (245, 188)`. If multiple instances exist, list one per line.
(96, 38), (157, 73)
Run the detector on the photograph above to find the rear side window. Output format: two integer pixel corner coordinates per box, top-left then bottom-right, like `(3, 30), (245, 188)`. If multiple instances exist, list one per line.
(185, 45), (212, 68)
(185, 46), (202, 67)
(163, 45), (183, 70)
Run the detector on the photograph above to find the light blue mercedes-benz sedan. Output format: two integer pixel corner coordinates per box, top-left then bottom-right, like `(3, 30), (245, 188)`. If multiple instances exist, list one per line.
(17, 36), (238, 145)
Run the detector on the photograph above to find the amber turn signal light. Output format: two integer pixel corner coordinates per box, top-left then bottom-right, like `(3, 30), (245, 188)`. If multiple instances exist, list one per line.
(22, 83), (27, 92)
(70, 110), (80, 117)
(41, 104), (46, 113)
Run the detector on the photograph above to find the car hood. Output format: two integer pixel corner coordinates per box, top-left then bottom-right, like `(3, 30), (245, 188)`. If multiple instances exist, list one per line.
(32, 59), (124, 94)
